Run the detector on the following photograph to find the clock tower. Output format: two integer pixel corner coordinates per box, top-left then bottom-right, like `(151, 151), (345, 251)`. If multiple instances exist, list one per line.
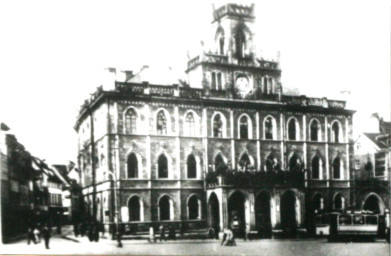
(186, 3), (282, 100)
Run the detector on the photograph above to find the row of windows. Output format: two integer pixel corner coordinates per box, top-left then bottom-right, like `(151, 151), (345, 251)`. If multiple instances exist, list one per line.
(124, 108), (345, 142)
(126, 151), (345, 180)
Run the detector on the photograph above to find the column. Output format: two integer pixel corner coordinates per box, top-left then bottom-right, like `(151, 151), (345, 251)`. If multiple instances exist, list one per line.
(144, 105), (152, 185)
(280, 113), (284, 168)
(345, 118), (350, 183)
(325, 117), (329, 185)
(256, 112), (261, 170)
(230, 110), (235, 169)
(202, 108), (208, 173)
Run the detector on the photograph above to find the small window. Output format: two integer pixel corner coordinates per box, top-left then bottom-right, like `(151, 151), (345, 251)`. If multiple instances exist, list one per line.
(331, 122), (341, 143)
(158, 154), (168, 178)
(213, 114), (223, 138)
(264, 117), (275, 140)
(185, 112), (195, 136)
(239, 116), (249, 139)
(333, 157), (341, 179)
(288, 118), (298, 141)
(187, 155), (197, 179)
(310, 120), (320, 141)
(217, 73), (222, 90)
(127, 153), (138, 178)
(211, 72), (216, 90)
(312, 156), (321, 179)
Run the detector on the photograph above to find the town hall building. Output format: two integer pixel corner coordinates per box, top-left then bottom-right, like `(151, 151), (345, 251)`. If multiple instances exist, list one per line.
(74, 3), (355, 236)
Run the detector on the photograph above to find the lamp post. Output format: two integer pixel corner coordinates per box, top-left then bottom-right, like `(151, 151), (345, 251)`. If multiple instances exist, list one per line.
(108, 170), (122, 248)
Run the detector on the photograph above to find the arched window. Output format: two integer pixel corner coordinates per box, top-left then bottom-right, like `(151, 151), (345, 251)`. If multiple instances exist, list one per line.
(157, 110), (167, 135)
(235, 29), (246, 59)
(128, 196), (141, 221)
(265, 154), (277, 172)
(289, 154), (301, 172)
(239, 153), (251, 171)
(158, 154), (168, 178)
(217, 73), (222, 90)
(213, 114), (223, 138)
(211, 72), (216, 90)
(219, 35), (225, 55)
(331, 122), (341, 143)
(187, 154), (197, 179)
(239, 115), (249, 139)
(334, 194), (345, 210)
(264, 116), (275, 140)
(312, 155), (321, 179)
(185, 112), (195, 136)
(288, 118), (298, 141)
(125, 108), (137, 134)
(310, 119), (321, 141)
(268, 77), (273, 94)
(159, 195), (173, 221)
(188, 195), (201, 220)
(333, 157), (341, 179)
(127, 153), (138, 178)
(214, 154), (226, 172)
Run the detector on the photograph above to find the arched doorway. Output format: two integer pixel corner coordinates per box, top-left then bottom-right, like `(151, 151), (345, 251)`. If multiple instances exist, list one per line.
(228, 191), (246, 237)
(363, 194), (384, 214)
(255, 191), (272, 238)
(280, 190), (298, 234)
(208, 193), (220, 238)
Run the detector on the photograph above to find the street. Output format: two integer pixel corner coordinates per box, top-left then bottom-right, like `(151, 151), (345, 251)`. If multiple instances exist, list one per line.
(1, 227), (389, 256)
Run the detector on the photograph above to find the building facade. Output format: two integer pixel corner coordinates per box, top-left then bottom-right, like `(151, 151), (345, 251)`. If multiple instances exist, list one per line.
(75, 4), (355, 236)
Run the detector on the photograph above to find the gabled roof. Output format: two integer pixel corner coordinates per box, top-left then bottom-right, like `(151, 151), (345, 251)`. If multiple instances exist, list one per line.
(363, 133), (389, 149)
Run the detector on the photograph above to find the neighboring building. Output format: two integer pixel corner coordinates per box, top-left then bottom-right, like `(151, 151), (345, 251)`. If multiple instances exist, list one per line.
(0, 125), (35, 243)
(74, 3), (355, 236)
(354, 116), (390, 214)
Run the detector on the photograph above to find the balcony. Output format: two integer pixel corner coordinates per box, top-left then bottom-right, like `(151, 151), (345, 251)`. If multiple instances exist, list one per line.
(206, 169), (305, 188)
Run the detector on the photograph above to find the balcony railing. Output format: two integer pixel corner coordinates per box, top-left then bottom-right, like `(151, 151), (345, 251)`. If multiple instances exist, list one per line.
(206, 170), (305, 188)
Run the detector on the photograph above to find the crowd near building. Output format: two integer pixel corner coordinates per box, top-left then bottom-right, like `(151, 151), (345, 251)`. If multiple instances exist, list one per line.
(73, 3), (390, 238)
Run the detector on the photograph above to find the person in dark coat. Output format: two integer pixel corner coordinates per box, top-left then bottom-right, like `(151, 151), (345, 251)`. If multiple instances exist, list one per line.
(27, 227), (36, 245)
(87, 222), (94, 242)
(168, 225), (176, 240)
(159, 225), (166, 241)
(41, 225), (51, 249)
(94, 222), (100, 242)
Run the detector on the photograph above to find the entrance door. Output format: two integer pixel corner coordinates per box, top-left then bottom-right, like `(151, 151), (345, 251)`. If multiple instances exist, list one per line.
(208, 193), (220, 238)
(255, 191), (272, 238)
(228, 191), (246, 237)
(280, 190), (297, 235)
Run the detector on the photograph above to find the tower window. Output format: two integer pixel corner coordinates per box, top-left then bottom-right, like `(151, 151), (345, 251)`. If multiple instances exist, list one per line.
(158, 154), (168, 178)
(288, 118), (297, 141)
(157, 110), (167, 135)
(235, 29), (246, 59)
(264, 117), (275, 140)
(331, 122), (341, 143)
(211, 72), (216, 90)
(312, 155), (321, 179)
(219, 35), (225, 55)
(217, 73), (222, 90)
(187, 154), (197, 179)
(310, 119), (321, 141)
(127, 153), (138, 178)
(333, 157), (341, 179)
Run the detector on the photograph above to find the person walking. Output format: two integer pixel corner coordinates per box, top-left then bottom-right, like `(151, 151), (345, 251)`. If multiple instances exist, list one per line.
(159, 225), (166, 242)
(41, 224), (51, 249)
(220, 228), (228, 245)
(148, 226), (156, 243)
(33, 226), (40, 244)
(27, 227), (36, 245)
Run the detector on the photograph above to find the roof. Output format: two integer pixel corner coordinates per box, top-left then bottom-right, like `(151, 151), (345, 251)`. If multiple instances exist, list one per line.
(363, 133), (390, 149)
(51, 164), (71, 185)
(380, 119), (391, 134)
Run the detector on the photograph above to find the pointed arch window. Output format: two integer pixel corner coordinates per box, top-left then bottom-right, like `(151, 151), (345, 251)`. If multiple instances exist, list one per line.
(334, 194), (345, 210)
(331, 122), (341, 143)
(312, 155), (321, 179)
(188, 195), (201, 220)
(214, 154), (226, 172)
(288, 118), (298, 141)
(239, 115), (249, 139)
(127, 153), (138, 178)
(125, 109), (137, 134)
(289, 154), (301, 172)
(185, 112), (195, 136)
(239, 153), (251, 171)
(213, 114), (223, 138)
(128, 196), (141, 221)
(264, 117), (275, 140)
(333, 157), (341, 179)
(158, 154), (168, 178)
(310, 119), (321, 141)
(157, 110), (167, 135)
(187, 154), (197, 179)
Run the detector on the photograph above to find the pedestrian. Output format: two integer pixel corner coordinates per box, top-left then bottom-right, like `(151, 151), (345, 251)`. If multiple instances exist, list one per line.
(100, 222), (105, 238)
(33, 226), (40, 243)
(159, 224), (166, 241)
(220, 228), (228, 245)
(93, 222), (100, 242)
(168, 225), (176, 240)
(87, 222), (94, 242)
(27, 227), (36, 245)
(148, 226), (156, 243)
(226, 228), (236, 246)
(41, 224), (51, 249)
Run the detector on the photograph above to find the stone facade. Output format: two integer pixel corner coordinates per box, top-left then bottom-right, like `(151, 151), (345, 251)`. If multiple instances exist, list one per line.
(75, 3), (355, 235)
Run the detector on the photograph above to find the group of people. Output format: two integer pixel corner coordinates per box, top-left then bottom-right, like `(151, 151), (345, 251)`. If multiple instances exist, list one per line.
(73, 221), (105, 242)
(148, 224), (176, 242)
(27, 223), (51, 249)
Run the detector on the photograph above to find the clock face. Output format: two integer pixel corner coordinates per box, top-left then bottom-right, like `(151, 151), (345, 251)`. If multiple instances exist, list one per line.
(236, 76), (250, 93)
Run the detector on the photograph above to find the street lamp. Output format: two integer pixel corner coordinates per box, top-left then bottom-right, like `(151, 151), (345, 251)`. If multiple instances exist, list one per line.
(107, 170), (122, 248)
